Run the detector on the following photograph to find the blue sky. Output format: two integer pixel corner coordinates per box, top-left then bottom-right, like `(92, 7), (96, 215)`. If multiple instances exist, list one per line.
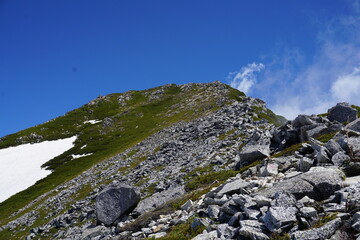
(1, 0), (359, 137)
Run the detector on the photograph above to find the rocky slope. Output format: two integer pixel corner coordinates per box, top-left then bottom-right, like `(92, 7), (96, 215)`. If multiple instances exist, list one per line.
(1, 83), (360, 240)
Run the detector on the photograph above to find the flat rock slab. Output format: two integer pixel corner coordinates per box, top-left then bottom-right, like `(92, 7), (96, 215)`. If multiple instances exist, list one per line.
(134, 185), (185, 215)
(214, 179), (250, 197)
(255, 167), (344, 201)
(96, 186), (140, 225)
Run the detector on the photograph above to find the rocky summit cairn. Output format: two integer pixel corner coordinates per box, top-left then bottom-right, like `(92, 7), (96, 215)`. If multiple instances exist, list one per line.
(96, 185), (140, 225)
(328, 102), (358, 123)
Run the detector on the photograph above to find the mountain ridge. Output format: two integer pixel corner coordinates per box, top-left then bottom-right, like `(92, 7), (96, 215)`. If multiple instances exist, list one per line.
(2, 82), (359, 240)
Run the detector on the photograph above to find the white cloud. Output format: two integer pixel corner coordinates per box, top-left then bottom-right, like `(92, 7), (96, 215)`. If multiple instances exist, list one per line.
(238, 3), (360, 120)
(229, 62), (264, 94)
(331, 67), (360, 102)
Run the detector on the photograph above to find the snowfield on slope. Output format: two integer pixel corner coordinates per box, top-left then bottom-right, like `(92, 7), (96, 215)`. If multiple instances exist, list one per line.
(0, 136), (76, 202)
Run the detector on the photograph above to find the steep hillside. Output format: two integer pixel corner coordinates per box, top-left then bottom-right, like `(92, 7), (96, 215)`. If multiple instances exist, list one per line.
(0, 82), (285, 239)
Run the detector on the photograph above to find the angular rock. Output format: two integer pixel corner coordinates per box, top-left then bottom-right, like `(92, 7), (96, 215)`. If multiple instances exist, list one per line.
(271, 192), (297, 208)
(291, 218), (341, 240)
(300, 207), (317, 218)
(255, 167), (344, 201)
(305, 125), (328, 139)
(347, 118), (360, 133)
(81, 226), (109, 240)
(216, 224), (236, 239)
(328, 103), (357, 123)
(214, 178), (250, 197)
(191, 218), (211, 230)
(192, 230), (219, 240)
(236, 144), (270, 169)
(292, 115), (315, 128)
(96, 186), (140, 225)
(298, 157), (314, 172)
(253, 195), (271, 207)
(261, 162), (278, 176)
(148, 232), (167, 239)
(263, 206), (297, 232)
(238, 226), (269, 240)
(181, 200), (193, 211)
(207, 205), (220, 219)
(325, 139), (343, 156)
(315, 147), (331, 165)
(331, 152), (350, 167)
(134, 185), (185, 215)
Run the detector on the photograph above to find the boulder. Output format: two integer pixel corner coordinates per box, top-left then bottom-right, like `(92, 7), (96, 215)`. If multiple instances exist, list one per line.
(133, 185), (185, 215)
(325, 139), (343, 156)
(238, 226), (269, 240)
(298, 157), (314, 172)
(328, 103), (357, 123)
(214, 178), (250, 197)
(331, 152), (350, 167)
(255, 167), (344, 201)
(291, 218), (341, 240)
(347, 118), (360, 133)
(236, 144), (270, 169)
(96, 186), (140, 225)
(207, 205), (220, 219)
(263, 206), (298, 232)
(260, 162), (278, 176)
(292, 115), (315, 128)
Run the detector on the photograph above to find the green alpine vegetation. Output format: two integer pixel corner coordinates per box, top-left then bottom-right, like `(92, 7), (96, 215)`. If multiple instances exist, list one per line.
(0, 82), (286, 239)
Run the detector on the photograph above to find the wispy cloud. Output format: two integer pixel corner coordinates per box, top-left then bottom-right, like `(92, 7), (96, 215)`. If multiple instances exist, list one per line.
(231, 1), (360, 120)
(228, 62), (264, 94)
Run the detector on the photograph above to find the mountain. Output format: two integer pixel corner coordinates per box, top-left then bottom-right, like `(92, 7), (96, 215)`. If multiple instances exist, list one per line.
(0, 82), (359, 240)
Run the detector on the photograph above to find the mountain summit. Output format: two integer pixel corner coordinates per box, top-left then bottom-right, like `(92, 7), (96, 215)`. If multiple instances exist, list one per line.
(1, 82), (359, 240)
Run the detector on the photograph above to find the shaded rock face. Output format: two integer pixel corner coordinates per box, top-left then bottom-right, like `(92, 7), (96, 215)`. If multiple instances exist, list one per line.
(328, 103), (357, 123)
(96, 186), (140, 225)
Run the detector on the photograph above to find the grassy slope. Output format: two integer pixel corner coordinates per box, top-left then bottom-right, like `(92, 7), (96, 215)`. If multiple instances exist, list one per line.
(0, 83), (285, 235)
(0, 83), (247, 225)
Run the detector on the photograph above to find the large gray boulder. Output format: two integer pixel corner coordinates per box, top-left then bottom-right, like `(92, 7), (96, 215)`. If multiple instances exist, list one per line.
(255, 167), (344, 201)
(292, 115), (315, 128)
(133, 185), (185, 215)
(96, 186), (140, 225)
(236, 144), (270, 169)
(328, 103), (357, 123)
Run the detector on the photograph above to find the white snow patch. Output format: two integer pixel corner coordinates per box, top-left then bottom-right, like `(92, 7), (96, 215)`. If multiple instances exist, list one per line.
(84, 120), (102, 124)
(0, 136), (76, 203)
(71, 153), (93, 159)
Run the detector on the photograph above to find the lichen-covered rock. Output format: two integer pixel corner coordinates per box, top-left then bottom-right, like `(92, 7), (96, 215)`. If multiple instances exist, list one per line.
(291, 218), (341, 240)
(263, 206), (298, 232)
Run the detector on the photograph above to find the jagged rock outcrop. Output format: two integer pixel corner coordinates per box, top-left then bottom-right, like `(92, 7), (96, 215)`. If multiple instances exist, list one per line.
(328, 102), (358, 123)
